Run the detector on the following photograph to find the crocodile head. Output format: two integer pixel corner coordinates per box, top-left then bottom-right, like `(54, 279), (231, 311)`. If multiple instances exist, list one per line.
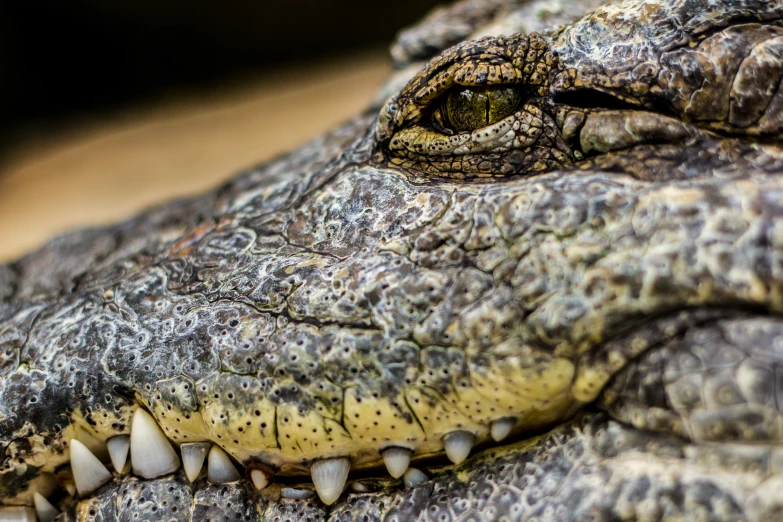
(2, 0), (783, 520)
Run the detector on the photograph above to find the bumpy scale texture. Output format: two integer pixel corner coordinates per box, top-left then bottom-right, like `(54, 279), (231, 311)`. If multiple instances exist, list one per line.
(1, 0), (783, 520)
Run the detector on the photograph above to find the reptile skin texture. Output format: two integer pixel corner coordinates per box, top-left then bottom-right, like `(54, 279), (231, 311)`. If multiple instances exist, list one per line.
(1, 0), (783, 520)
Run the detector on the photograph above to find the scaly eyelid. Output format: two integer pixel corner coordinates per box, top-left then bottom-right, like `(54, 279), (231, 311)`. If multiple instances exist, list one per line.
(376, 33), (562, 142)
(376, 33), (577, 177)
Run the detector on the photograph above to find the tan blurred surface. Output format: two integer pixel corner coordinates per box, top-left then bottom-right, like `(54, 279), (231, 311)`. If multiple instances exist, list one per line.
(0, 51), (390, 262)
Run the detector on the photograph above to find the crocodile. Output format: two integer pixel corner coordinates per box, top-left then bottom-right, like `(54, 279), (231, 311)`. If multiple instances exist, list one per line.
(1, 0), (783, 520)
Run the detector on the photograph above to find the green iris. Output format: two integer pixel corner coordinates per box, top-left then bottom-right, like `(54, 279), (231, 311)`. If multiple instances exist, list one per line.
(444, 87), (522, 132)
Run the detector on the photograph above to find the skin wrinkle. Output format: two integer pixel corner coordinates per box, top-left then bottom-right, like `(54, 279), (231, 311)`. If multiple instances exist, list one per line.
(731, 37), (783, 127)
(1, 0), (783, 520)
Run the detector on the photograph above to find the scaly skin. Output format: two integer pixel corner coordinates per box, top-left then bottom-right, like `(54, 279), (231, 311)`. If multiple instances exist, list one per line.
(2, 0), (783, 520)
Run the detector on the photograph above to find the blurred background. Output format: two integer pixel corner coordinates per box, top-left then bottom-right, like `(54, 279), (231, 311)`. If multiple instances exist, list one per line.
(0, 1), (441, 262)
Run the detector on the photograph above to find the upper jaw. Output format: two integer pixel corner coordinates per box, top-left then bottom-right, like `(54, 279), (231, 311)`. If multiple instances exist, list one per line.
(3, 154), (783, 508)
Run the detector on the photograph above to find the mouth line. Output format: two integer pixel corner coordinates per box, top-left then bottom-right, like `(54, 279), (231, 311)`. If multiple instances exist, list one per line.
(0, 303), (761, 518)
(0, 414), (557, 521)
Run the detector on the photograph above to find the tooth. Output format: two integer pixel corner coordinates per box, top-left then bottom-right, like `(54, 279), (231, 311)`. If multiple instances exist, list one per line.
(381, 447), (412, 478)
(281, 487), (315, 500)
(490, 417), (516, 442)
(402, 467), (428, 488)
(349, 481), (369, 493)
(250, 469), (270, 491)
(106, 435), (130, 472)
(70, 439), (113, 496)
(62, 479), (77, 497)
(443, 430), (474, 465)
(181, 442), (210, 482)
(0, 507), (36, 522)
(207, 445), (241, 484)
(310, 457), (350, 505)
(33, 492), (59, 522)
(130, 409), (180, 479)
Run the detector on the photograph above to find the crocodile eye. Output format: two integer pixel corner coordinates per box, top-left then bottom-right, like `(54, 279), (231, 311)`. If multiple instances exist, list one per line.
(377, 33), (571, 177)
(441, 87), (523, 133)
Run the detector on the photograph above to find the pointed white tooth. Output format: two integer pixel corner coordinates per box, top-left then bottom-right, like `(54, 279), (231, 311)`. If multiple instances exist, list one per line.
(349, 481), (369, 493)
(250, 469), (270, 491)
(402, 467), (428, 488)
(62, 479), (76, 497)
(0, 507), (36, 522)
(33, 492), (59, 522)
(181, 442), (210, 482)
(106, 435), (130, 473)
(381, 447), (412, 479)
(310, 457), (350, 505)
(443, 430), (474, 465)
(490, 417), (516, 442)
(207, 445), (241, 484)
(281, 487), (315, 499)
(70, 439), (113, 497)
(130, 409), (180, 479)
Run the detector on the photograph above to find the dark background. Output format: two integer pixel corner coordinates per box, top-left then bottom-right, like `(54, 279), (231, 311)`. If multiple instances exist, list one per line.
(0, 1), (440, 153)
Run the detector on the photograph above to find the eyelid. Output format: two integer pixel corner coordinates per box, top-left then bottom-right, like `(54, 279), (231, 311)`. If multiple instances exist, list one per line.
(376, 33), (563, 142)
(376, 33), (578, 178)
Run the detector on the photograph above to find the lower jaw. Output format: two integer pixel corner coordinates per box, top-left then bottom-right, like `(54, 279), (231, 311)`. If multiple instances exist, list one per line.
(1, 363), (582, 508)
(18, 410), (776, 522)
(9, 417), (564, 521)
(1, 407), (567, 519)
